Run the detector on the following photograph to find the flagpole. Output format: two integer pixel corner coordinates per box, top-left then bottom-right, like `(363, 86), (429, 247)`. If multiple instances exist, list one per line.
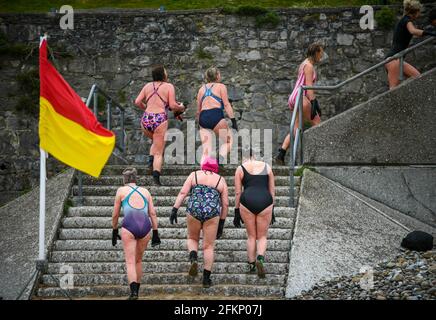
(38, 148), (47, 261)
(37, 33), (48, 273)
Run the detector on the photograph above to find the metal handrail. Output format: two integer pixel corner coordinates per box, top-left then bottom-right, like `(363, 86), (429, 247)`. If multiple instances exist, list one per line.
(77, 84), (127, 205)
(288, 36), (435, 207)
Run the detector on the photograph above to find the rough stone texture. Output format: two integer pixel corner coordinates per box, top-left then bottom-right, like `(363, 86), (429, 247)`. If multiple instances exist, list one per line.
(286, 170), (414, 298)
(315, 166), (436, 228)
(0, 169), (74, 300)
(1, 5), (435, 203)
(303, 67), (436, 165)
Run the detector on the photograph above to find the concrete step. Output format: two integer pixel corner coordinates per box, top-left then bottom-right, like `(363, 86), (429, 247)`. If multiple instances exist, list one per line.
(101, 165), (294, 176)
(62, 216), (294, 229)
(46, 262), (289, 275)
(58, 228), (292, 240)
(82, 175), (300, 187)
(36, 283), (285, 298)
(53, 239), (292, 251)
(72, 185), (297, 197)
(49, 250), (289, 263)
(41, 273), (287, 287)
(72, 195), (297, 207)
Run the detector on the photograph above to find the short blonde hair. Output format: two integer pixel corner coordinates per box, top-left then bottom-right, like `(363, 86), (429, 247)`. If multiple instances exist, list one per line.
(205, 67), (220, 83)
(403, 0), (422, 16)
(122, 167), (137, 184)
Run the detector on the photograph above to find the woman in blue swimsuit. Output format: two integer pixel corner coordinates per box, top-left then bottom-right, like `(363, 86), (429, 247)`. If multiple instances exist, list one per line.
(196, 67), (238, 165)
(171, 157), (229, 288)
(112, 167), (161, 300)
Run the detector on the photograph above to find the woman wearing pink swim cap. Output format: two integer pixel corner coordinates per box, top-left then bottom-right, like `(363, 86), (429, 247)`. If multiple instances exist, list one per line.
(171, 157), (229, 288)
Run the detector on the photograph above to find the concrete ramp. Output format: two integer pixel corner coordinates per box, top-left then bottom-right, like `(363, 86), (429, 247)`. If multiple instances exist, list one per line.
(285, 170), (435, 298)
(303, 67), (436, 165)
(0, 169), (74, 300)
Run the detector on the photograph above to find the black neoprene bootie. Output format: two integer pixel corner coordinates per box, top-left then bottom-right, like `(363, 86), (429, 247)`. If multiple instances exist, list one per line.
(247, 262), (256, 274)
(128, 282), (139, 300)
(188, 250), (198, 276)
(203, 269), (212, 288)
(152, 170), (162, 186)
(275, 148), (286, 165)
(256, 255), (266, 279)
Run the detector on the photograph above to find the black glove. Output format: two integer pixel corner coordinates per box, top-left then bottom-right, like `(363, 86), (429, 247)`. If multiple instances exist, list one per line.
(310, 98), (321, 120)
(233, 208), (242, 228)
(170, 207), (178, 224)
(112, 229), (121, 246)
(216, 219), (225, 239)
(230, 118), (238, 131)
(151, 229), (161, 247)
(270, 206), (276, 226)
(423, 30), (436, 37)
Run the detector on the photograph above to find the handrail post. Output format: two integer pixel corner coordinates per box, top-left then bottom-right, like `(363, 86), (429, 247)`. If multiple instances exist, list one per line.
(107, 99), (112, 130)
(77, 171), (83, 206)
(298, 89), (304, 165)
(120, 109), (125, 152)
(93, 88), (98, 116)
(399, 56), (404, 82)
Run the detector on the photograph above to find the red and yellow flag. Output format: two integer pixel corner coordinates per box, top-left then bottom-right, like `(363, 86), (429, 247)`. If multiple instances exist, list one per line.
(39, 37), (115, 177)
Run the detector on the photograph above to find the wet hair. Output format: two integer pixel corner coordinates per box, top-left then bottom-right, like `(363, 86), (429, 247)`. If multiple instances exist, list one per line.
(403, 0), (422, 16)
(205, 67), (220, 83)
(306, 43), (323, 62)
(429, 8), (436, 22)
(122, 167), (137, 184)
(152, 65), (166, 81)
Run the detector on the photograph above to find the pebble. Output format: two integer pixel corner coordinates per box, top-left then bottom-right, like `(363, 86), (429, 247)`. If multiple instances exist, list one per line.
(292, 250), (435, 301)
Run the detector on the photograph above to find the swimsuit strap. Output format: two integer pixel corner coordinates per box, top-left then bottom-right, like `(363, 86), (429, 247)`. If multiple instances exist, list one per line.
(215, 176), (222, 189)
(123, 185), (148, 209)
(194, 171), (198, 185)
(241, 164), (249, 175)
(201, 84), (224, 110)
(145, 82), (168, 107)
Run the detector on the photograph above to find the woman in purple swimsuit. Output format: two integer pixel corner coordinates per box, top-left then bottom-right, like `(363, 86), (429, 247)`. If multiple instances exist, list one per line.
(134, 65), (186, 185)
(111, 167), (161, 299)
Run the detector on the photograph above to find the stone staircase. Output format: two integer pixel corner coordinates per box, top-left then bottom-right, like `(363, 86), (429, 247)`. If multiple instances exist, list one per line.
(34, 164), (300, 299)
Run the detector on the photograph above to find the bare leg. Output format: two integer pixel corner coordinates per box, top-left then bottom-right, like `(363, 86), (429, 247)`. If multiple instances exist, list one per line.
(403, 62), (420, 79)
(240, 204), (257, 263)
(135, 232), (151, 283)
(281, 134), (290, 151)
(202, 216), (220, 271)
(121, 227), (137, 283)
(199, 127), (214, 160)
(255, 204), (273, 257)
(385, 60), (401, 89)
(301, 96), (321, 127)
(186, 214), (201, 254)
(152, 121), (168, 173)
(214, 119), (233, 160)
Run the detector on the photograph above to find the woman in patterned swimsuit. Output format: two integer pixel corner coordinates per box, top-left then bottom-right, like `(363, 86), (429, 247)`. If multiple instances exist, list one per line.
(170, 157), (229, 288)
(134, 65), (186, 185)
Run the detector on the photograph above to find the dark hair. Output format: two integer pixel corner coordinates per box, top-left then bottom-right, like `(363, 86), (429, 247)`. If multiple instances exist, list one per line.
(152, 65), (166, 81)
(429, 8), (436, 22)
(205, 66), (220, 83)
(306, 43), (323, 62)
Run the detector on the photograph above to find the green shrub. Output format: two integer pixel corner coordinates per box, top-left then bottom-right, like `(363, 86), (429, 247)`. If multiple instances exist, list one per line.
(234, 5), (268, 16)
(196, 47), (213, 60)
(255, 11), (280, 27)
(375, 7), (396, 30)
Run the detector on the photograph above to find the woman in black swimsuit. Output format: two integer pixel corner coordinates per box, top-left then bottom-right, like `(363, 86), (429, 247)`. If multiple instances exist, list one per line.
(233, 150), (275, 278)
(385, 0), (436, 89)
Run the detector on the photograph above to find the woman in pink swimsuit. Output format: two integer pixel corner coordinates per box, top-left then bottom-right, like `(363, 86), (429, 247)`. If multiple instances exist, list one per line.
(275, 44), (324, 165)
(134, 65), (186, 185)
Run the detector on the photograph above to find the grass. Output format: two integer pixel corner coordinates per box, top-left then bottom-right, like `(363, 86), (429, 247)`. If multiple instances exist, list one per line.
(294, 165), (315, 176)
(0, 0), (404, 13)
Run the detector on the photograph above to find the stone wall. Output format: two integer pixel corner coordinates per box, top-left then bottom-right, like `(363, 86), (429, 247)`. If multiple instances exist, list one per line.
(0, 5), (435, 204)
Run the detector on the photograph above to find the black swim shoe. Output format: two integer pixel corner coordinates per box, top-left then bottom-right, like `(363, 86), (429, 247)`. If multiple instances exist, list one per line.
(152, 170), (162, 186)
(256, 255), (266, 279)
(274, 148), (286, 165)
(147, 155), (154, 174)
(202, 269), (212, 288)
(188, 251), (198, 277)
(247, 262), (256, 274)
(128, 282), (139, 300)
